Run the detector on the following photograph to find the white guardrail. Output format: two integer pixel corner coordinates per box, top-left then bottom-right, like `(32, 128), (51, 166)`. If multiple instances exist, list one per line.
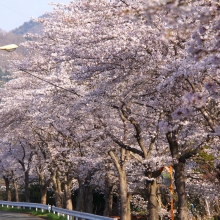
(0, 200), (118, 220)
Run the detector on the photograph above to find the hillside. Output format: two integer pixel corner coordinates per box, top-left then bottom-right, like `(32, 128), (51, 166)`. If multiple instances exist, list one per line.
(0, 17), (43, 79)
(0, 30), (25, 71)
(12, 20), (43, 35)
(11, 14), (48, 36)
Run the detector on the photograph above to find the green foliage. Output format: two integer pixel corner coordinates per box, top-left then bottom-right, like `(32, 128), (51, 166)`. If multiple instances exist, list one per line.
(46, 213), (66, 220)
(199, 151), (215, 164)
(193, 150), (215, 175)
(203, 145), (210, 150)
(29, 183), (41, 203)
(0, 206), (30, 213)
(18, 182), (44, 203)
(188, 197), (207, 218)
(197, 151), (215, 170)
(0, 206), (67, 220)
(162, 172), (171, 179)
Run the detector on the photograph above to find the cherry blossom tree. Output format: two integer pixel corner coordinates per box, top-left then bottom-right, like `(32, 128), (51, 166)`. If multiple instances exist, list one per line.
(0, 1), (219, 220)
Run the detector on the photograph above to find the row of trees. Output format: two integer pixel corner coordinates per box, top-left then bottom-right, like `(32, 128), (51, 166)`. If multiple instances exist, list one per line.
(0, 0), (219, 219)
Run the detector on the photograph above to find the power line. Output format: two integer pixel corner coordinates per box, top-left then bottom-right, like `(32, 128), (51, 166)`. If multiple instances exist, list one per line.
(0, 3), (30, 19)
(19, 68), (81, 97)
(0, 3), (80, 97)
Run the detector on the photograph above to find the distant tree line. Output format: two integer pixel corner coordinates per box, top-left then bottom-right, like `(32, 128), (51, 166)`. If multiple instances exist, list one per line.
(0, 68), (10, 86)
(12, 20), (42, 35)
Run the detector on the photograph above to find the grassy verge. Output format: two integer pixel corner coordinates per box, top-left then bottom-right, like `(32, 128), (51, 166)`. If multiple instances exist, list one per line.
(0, 206), (66, 220)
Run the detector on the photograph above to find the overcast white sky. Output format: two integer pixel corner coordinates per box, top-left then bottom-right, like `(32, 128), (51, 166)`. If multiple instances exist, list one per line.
(0, 0), (71, 32)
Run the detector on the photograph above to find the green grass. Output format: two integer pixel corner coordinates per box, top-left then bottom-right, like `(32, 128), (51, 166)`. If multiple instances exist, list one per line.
(0, 206), (66, 220)
(46, 213), (67, 220)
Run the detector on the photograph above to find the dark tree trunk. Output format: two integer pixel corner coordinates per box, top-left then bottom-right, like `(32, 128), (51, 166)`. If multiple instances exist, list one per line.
(104, 174), (113, 217)
(3, 176), (11, 201)
(76, 180), (84, 211)
(24, 171), (30, 202)
(173, 162), (188, 220)
(166, 132), (188, 220)
(84, 184), (93, 213)
(104, 188), (113, 217)
(76, 175), (93, 213)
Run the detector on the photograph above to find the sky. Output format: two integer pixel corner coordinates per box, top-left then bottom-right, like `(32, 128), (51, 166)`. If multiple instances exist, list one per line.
(0, 0), (71, 32)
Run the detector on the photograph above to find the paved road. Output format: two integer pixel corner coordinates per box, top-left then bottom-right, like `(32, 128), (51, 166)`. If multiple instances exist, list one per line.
(0, 211), (44, 219)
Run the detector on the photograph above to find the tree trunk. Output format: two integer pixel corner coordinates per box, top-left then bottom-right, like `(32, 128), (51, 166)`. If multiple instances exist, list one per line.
(13, 180), (19, 202)
(109, 151), (131, 220)
(52, 170), (62, 207)
(83, 185), (93, 213)
(24, 171), (30, 202)
(64, 174), (73, 210)
(104, 188), (113, 217)
(205, 199), (211, 219)
(166, 132), (188, 220)
(75, 173), (93, 213)
(157, 186), (162, 211)
(40, 185), (47, 204)
(174, 162), (188, 220)
(119, 170), (132, 220)
(3, 176), (11, 201)
(39, 172), (47, 204)
(76, 179), (84, 211)
(75, 178), (93, 213)
(104, 173), (113, 217)
(146, 179), (159, 220)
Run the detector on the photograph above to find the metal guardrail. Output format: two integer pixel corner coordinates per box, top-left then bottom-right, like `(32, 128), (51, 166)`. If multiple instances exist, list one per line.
(0, 200), (50, 212)
(52, 206), (118, 220)
(0, 200), (118, 220)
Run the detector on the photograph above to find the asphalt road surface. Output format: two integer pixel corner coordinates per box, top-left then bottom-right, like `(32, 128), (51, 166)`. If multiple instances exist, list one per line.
(0, 211), (44, 219)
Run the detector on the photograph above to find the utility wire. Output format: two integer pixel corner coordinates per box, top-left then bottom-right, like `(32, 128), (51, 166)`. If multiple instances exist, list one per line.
(0, 3), (80, 97)
(19, 68), (81, 97)
(0, 3), (31, 19)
